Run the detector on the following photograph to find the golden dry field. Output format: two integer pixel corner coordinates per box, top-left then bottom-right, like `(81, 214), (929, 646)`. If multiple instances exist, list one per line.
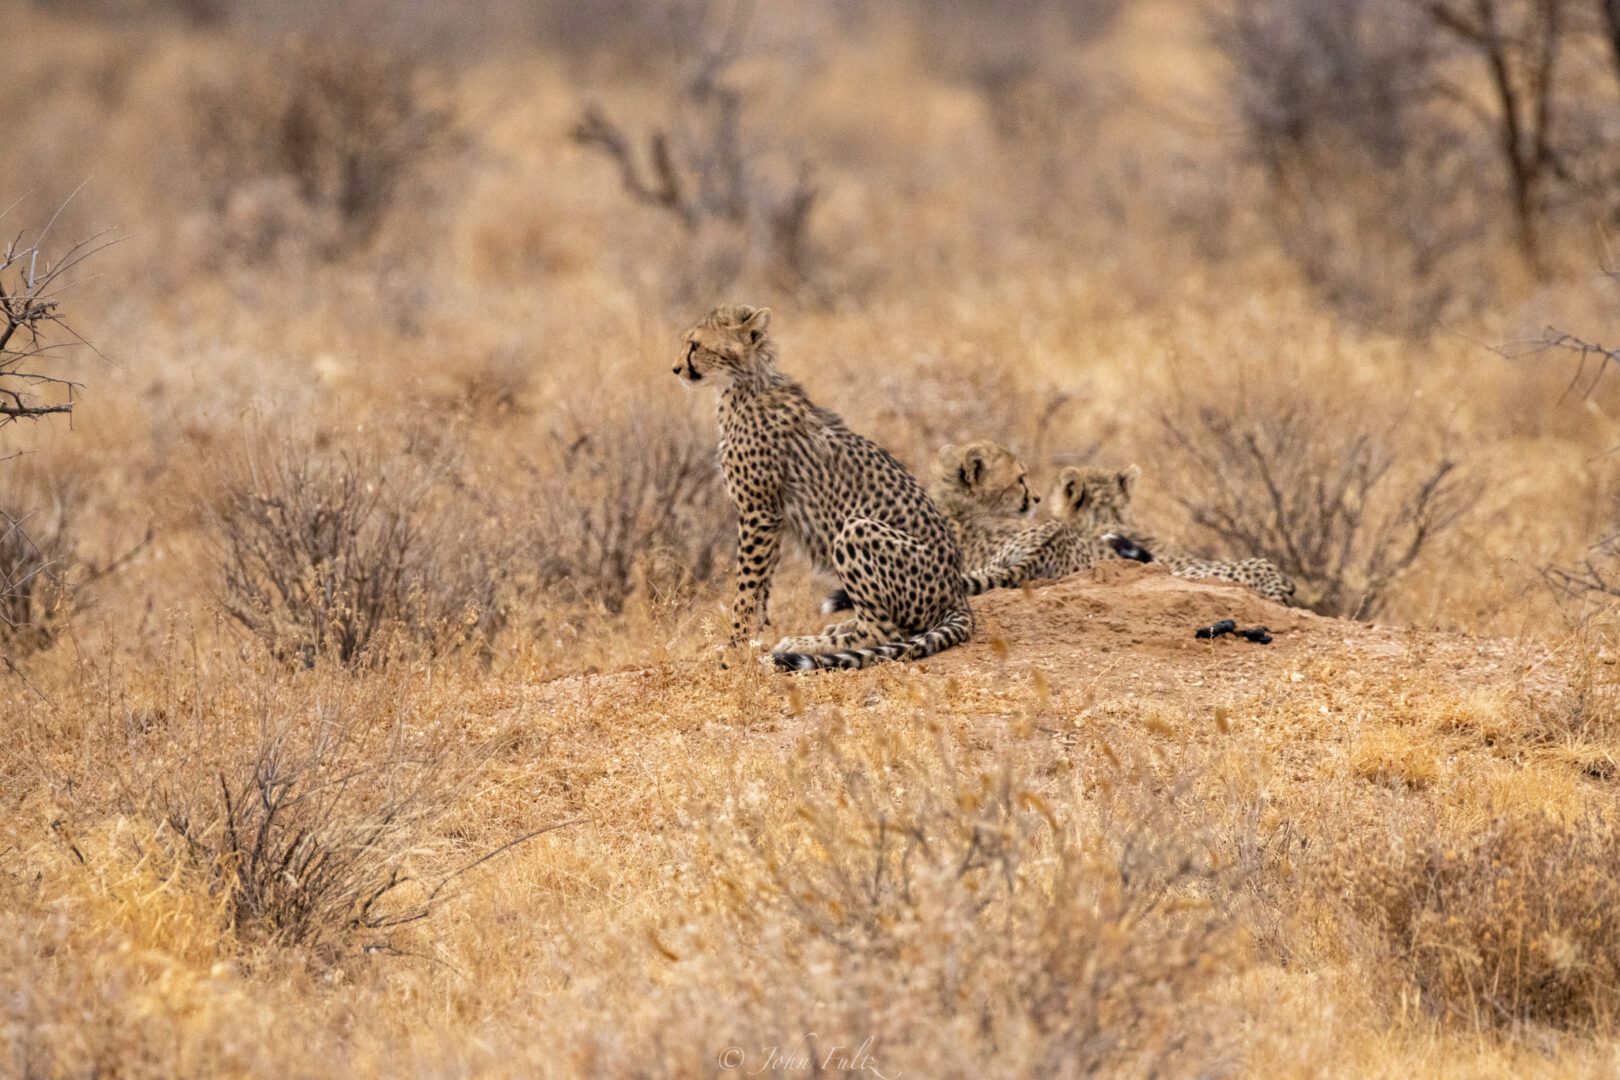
(8, 1), (1620, 1076)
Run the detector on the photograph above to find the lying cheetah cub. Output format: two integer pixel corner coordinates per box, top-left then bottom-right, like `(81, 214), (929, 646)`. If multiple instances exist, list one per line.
(677, 304), (972, 671)
(823, 440), (1149, 613)
(931, 441), (1152, 587)
(1049, 465), (1297, 604)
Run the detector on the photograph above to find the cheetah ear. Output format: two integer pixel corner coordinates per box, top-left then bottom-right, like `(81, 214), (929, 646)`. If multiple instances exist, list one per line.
(958, 445), (986, 488)
(738, 306), (771, 344)
(1117, 464), (1141, 497)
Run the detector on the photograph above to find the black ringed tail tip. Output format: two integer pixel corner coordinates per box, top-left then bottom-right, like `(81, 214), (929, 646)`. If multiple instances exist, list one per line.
(770, 609), (973, 672)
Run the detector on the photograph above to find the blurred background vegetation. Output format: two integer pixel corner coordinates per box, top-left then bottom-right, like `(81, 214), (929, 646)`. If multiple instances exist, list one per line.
(7, 0), (1620, 659)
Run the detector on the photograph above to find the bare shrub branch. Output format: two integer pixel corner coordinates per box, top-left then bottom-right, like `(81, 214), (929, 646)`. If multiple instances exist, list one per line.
(0, 206), (114, 425)
(1500, 269), (1620, 400)
(1156, 394), (1478, 618)
(572, 1), (820, 292)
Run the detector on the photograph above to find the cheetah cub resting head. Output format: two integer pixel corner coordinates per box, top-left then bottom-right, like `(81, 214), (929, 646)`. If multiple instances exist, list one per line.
(1047, 465), (1298, 605)
(819, 441), (1150, 615)
(931, 441), (1040, 518)
(1048, 464), (1141, 534)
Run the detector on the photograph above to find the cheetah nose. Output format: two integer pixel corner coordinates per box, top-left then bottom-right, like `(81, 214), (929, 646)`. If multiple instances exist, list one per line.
(1031, 494), (1041, 503)
(672, 366), (682, 375)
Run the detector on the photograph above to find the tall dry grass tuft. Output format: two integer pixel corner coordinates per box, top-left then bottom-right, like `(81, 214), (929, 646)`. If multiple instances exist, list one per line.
(667, 715), (1248, 1076)
(1341, 812), (1620, 1032)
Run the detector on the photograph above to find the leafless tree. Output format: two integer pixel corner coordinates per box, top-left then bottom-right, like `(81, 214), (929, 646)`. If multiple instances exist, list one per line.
(1421, 0), (1569, 265)
(0, 202), (109, 426)
(571, 0), (820, 290)
(1217, 0), (1438, 174)
(1223, 0), (1620, 295)
(1214, 0), (1492, 329)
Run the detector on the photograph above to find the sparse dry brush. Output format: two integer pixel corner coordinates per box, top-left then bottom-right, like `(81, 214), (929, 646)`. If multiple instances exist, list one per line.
(210, 433), (507, 667)
(1157, 386), (1477, 618)
(528, 393), (731, 615)
(9, 1), (1620, 1076)
(0, 477), (79, 655)
(150, 703), (456, 955)
(188, 38), (451, 259)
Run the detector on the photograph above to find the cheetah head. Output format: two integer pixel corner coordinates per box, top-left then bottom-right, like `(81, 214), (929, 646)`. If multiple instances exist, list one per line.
(675, 304), (773, 387)
(1050, 464), (1140, 531)
(932, 441), (1038, 517)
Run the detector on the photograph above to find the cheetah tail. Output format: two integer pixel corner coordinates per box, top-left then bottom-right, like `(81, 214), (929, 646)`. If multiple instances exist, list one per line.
(771, 607), (974, 672)
(961, 565), (1026, 596)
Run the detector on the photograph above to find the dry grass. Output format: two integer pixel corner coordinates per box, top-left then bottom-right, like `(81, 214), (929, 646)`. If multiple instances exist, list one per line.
(5, 0), (1620, 1076)
(1339, 811), (1620, 1032)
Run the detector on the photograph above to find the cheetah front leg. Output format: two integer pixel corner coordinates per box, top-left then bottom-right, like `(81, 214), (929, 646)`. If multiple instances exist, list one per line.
(728, 508), (783, 646)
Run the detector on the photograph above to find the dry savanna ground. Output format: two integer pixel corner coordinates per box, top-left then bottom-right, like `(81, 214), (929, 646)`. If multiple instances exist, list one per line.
(8, 0), (1620, 1076)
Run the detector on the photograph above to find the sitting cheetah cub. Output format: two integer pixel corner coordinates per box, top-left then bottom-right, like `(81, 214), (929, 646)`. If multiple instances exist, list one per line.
(1049, 465), (1297, 604)
(677, 304), (973, 671)
(822, 440), (1151, 613)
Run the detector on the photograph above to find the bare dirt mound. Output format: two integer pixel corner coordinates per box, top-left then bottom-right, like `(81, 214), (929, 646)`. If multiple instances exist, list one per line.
(930, 560), (1549, 704)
